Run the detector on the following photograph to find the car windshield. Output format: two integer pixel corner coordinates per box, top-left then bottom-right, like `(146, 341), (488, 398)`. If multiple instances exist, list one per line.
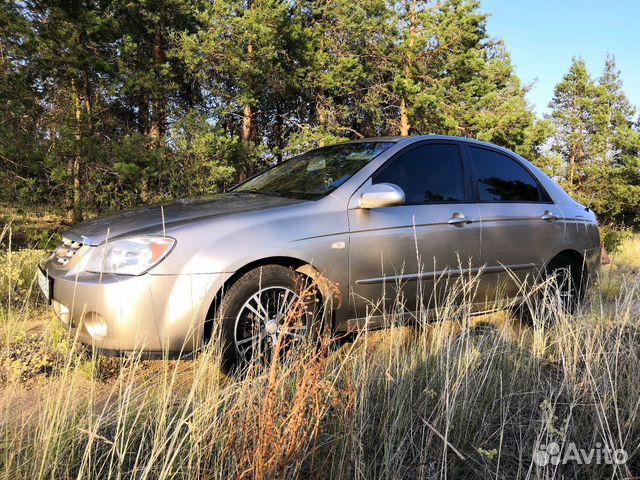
(233, 142), (394, 200)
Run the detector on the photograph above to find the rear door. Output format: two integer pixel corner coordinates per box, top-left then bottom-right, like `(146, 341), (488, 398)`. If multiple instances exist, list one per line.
(466, 145), (564, 304)
(347, 141), (481, 327)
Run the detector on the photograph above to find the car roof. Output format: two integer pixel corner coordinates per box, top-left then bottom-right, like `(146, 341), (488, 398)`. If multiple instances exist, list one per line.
(351, 135), (505, 147)
(347, 136), (405, 143)
(341, 135), (582, 209)
(350, 135), (521, 158)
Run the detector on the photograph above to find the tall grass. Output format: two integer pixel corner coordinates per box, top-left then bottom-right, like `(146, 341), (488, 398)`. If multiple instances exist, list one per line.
(1, 235), (639, 479)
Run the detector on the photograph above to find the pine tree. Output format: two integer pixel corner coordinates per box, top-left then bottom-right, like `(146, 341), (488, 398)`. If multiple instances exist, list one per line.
(23, 0), (116, 223)
(286, 0), (394, 151)
(515, 119), (562, 177)
(548, 58), (601, 192)
(2, 0), (636, 227)
(589, 56), (640, 225)
(391, 0), (535, 149)
(549, 56), (640, 226)
(0, 1), (47, 203)
(182, 0), (305, 174)
(109, 0), (203, 201)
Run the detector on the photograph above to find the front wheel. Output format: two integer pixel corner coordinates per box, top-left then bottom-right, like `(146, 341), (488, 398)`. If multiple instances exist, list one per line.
(215, 265), (321, 373)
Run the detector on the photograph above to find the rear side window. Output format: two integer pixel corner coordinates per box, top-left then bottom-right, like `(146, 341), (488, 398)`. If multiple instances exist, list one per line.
(469, 147), (541, 202)
(374, 144), (465, 204)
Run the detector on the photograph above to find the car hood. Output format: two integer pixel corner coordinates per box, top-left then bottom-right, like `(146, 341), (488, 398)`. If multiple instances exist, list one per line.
(63, 193), (305, 245)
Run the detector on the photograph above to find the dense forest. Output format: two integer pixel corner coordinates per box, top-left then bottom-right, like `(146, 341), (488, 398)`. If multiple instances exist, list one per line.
(1, 0), (638, 230)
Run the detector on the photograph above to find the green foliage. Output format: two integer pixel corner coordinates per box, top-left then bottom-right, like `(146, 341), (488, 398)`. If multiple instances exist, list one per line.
(548, 56), (640, 227)
(282, 127), (350, 157)
(0, 1), (637, 228)
(403, 1), (535, 148)
(515, 119), (562, 177)
(173, 112), (240, 194)
(600, 225), (633, 254)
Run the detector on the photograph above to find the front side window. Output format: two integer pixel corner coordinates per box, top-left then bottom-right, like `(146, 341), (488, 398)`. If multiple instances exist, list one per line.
(234, 142), (394, 200)
(374, 143), (465, 204)
(469, 147), (541, 202)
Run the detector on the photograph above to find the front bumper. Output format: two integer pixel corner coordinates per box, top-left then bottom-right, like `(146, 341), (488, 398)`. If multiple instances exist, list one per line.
(44, 261), (228, 353)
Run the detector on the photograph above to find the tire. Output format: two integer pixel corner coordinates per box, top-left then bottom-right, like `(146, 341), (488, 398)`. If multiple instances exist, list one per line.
(215, 265), (322, 374)
(515, 255), (585, 324)
(544, 255), (586, 315)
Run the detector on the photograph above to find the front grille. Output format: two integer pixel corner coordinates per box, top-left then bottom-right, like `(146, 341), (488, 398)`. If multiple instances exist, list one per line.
(53, 237), (83, 265)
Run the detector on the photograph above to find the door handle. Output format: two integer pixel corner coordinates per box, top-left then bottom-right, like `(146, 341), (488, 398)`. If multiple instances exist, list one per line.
(541, 210), (559, 222)
(448, 213), (474, 225)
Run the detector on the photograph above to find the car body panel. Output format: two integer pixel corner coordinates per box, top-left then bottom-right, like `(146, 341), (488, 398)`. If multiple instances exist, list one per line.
(50, 270), (227, 352)
(62, 193), (305, 246)
(42, 135), (601, 354)
(475, 202), (566, 302)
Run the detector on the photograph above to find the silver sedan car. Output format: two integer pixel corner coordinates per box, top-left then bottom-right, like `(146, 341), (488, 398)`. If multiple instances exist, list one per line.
(39, 136), (600, 369)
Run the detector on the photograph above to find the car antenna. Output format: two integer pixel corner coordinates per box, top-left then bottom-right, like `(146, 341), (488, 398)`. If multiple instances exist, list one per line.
(585, 192), (595, 212)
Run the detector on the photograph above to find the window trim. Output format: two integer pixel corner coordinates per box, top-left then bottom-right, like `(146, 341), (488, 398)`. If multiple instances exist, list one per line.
(462, 144), (554, 205)
(371, 141), (473, 206)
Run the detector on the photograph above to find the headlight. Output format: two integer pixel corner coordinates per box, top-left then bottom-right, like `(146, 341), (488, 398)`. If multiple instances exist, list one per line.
(82, 235), (175, 275)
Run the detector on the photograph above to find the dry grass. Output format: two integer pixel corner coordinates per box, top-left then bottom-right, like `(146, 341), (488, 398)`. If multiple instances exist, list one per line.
(607, 235), (640, 272)
(0, 233), (639, 479)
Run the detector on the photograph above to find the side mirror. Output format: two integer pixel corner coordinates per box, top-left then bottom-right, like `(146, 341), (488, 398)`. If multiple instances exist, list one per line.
(359, 183), (405, 209)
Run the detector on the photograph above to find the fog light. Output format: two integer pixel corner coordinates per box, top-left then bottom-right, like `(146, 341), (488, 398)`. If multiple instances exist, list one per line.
(83, 312), (108, 340)
(52, 300), (71, 324)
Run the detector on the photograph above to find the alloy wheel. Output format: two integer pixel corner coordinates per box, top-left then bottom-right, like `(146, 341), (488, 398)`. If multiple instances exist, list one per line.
(233, 286), (309, 362)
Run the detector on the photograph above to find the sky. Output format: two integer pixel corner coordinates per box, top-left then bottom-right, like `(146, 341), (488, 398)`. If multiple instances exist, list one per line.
(481, 0), (640, 116)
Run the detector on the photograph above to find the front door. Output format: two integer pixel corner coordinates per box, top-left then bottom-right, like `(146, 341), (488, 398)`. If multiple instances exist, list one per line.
(347, 142), (482, 328)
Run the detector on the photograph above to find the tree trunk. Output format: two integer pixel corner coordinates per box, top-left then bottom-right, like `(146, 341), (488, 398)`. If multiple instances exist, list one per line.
(140, 94), (150, 135)
(67, 78), (83, 224)
(400, 97), (410, 136)
(145, 21), (165, 201)
(82, 66), (93, 119)
(242, 103), (254, 144)
(568, 149), (575, 188)
(141, 178), (150, 203)
(140, 94), (151, 203)
(241, 34), (255, 145)
(241, 0), (257, 147)
(149, 22), (165, 145)
(400, 0), (416, 136)
(317, 34), (327, 144)
(275, 103), (284, 163)
(568, 95), (577, 188)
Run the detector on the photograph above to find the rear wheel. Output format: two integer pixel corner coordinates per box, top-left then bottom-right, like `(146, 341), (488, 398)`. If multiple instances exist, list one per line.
(215, 265), (321, 373)
(544, 255), (586, 314)
(514, 254), (586, 324)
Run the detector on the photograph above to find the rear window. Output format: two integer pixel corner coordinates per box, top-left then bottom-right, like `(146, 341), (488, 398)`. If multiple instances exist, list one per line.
(469, 147), (541, 202)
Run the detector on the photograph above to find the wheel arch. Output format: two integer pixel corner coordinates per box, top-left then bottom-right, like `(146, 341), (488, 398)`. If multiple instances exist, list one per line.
(202, 256), (335, 343)
(546, 249), (586, 273)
